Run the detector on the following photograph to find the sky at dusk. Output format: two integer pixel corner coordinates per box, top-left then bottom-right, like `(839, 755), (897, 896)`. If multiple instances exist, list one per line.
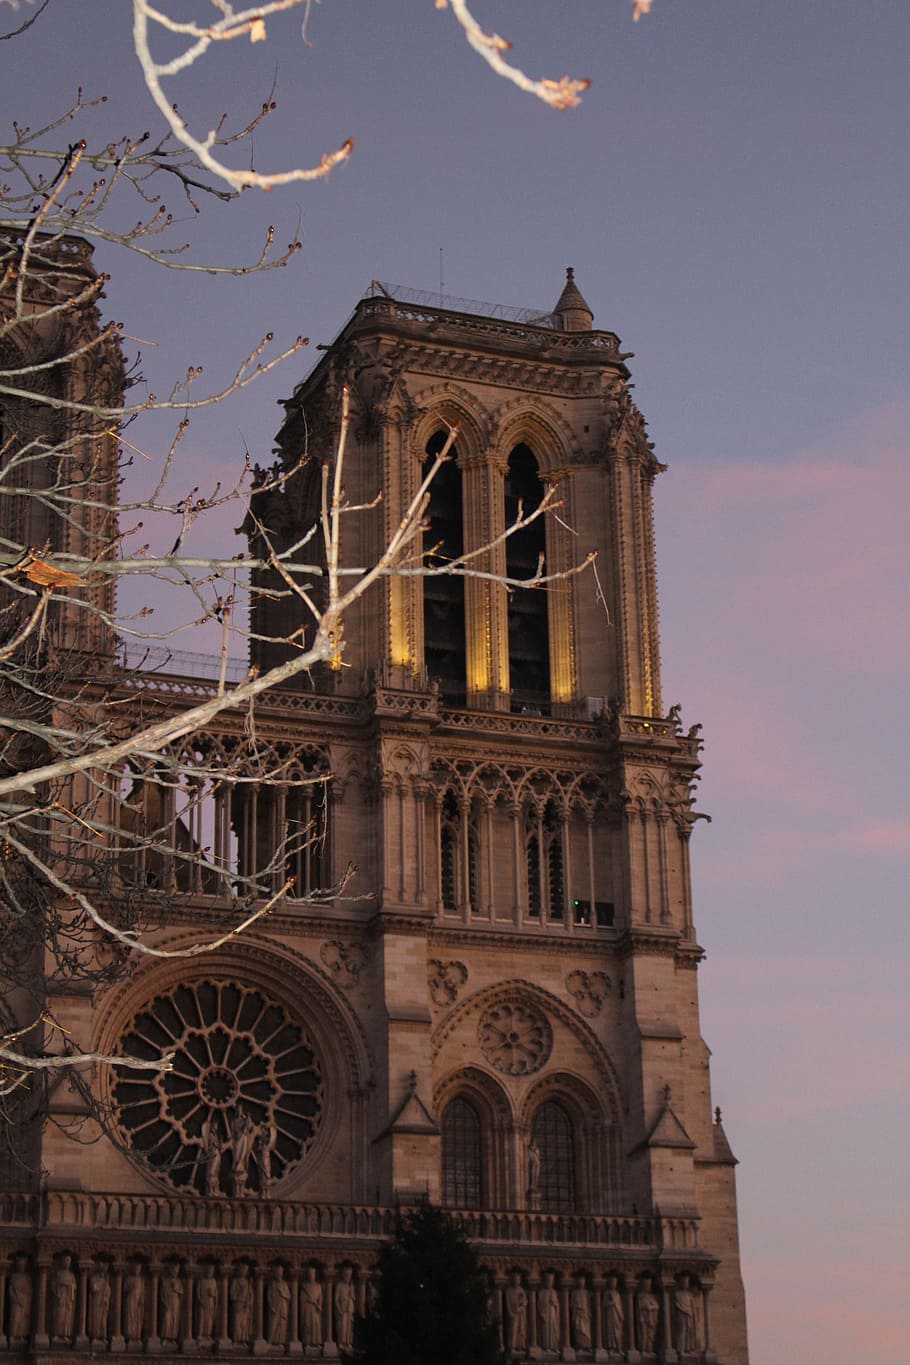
(3, 3), (908, 1361)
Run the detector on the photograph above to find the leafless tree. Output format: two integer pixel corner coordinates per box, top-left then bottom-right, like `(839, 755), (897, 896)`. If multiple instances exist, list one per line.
(0, 0), (610, 1168)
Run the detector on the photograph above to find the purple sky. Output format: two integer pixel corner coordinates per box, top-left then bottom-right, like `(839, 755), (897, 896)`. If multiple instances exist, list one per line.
(4, 3), (908, 1360)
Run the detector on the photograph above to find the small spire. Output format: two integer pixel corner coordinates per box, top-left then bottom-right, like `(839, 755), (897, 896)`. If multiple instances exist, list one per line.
(554, 266), (594, 332)
(715, 1105), (722, 1125)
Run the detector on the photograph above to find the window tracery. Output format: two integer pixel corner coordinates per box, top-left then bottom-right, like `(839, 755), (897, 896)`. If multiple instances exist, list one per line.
(112, 979), (324, 1196)
(441, 1096), (482, 1207)
(532, 1099), (576, 1212)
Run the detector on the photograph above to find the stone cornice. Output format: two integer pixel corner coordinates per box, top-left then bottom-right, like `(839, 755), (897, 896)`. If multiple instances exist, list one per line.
(428, 924), (619, 956)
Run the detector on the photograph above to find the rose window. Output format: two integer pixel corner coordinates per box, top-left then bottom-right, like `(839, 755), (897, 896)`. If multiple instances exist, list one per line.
(112, 980), (323, 1196)
(477, 1001), (552, 1075)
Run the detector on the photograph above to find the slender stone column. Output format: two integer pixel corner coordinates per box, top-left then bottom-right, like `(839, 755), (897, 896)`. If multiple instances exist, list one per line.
(660, 1278), (677, 1362)
(623, 1280), (639, 1362)
(288, 1266), (302, 1355)
(590, 1275), (603, 1359)
(217, 1266), (231, 1352)
(559, 1280), (572, 1360)
(146, 1263), (161, 1353)
(110, 1261), (126, 1351)
(511, 803), (523, 923)
(181, 1263), (196, 1353)
(527, 1278), (538, 1354)
(253, 1265), (267, 1355)
(701, 1283), (717, 1362)
(34, 1261), (49, 1349)
(75, 1261), (89, 1349)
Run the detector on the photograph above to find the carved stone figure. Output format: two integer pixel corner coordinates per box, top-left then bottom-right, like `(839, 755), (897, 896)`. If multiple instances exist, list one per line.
(570, 1274), (591, 1350)
(8, 1255), (32, 1342)
(196, 1264), (218, 1342)
(124, 1262), (146, 1343)
(527, 1141), (541, 1196)
(200, 1116), (223, 1196)
(51, 1255), (77, 1342)
(301, 1265), (323, 1347)
(636, 1277), (659, 1355)
(333, 1266), (355, 1350)
(268, 1265), (291, 1345)
(503, 1271), (527, 1353)
(673, 1276), (698, 1354)
(88, 1264), (111, 1343)
(229, 1265), (253, 1345)
(230, 1108), (257, 1196)
(160, 1263), (184, 1344)
(603, 1276), (624, 1353)
(537, 1271), (559, 1352)
(254, 1123), (274, 1197)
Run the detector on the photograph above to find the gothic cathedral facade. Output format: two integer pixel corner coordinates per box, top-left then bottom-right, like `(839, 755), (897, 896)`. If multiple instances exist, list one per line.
(0, 265), (749, 1363)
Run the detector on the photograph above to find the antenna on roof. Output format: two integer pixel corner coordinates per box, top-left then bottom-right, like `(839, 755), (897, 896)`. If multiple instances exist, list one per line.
(439, 247), (444, 307)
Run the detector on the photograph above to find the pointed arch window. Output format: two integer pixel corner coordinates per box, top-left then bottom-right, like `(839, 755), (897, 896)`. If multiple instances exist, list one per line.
(440, 791), (459, 912)
(423, 430), (466, 704)
(525, 800), (564, 921)
(505, 444), (550, 713)
(532, 1100), (576, 1212)
(441, 1096), (483, 1207)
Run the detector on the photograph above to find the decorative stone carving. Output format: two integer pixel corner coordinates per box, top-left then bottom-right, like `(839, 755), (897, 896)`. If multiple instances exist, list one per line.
(570, 1273), (591, 1350)
(123, 1262), (145, 1344)
(8, 1255), (32, 1342)
(300, 1266), (323, 1347)
(159, 1263), (184, 1345)
(527, 1141), (542, 1199)
(268, 1265), (291, 1346)
(229, 1264), (253, 1345)
(333, 1266), (355, 1350)
(196, 1264), (218, 1342)
(51, 1254), (77, 1342)
(88, 1263), (111, 1343)
(478, 1001), (552, 1075)
(427, 958), (468, 1006)
(674, 1275), (698, 1354)
(537, 1271), (559, 1352)
(503, 1271), (528, 1353)
(636, 1276), (659, 1355)
(320, 940), (366, 988)
(112, 979), (324, 1196)
(565, 970), (612, 1018)
(603, 1276), (623, 1354)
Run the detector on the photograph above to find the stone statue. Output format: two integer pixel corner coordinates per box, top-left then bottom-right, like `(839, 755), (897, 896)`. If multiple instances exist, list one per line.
(88, 1264), (111, 1343)
(268, 1265), (291, 1346)
(570, 1274), (591, 1350)
(51, 1254), (77, 1342)
(160, 1263), (184, 1345)
(196, 1264), (218, 1342)
(230, 1108), (257, 1196)
(603, 1276), (623, 1354)
(254, 1123), (274, 1198)
(8, 1255), (32, 1342)
(635, 1276), (659, 1355)
(527, 1141), (541, 1196)
(301, 1265), (323, 1347)
(124, 1262), (146, 1343)
(333, 1265), (355, 1351)
(200, 1115), (223, 1197)
(229, 1264), (253, 1345)
(503, 1271), (527, 1353)
(673, 1276), (698, 1354)
(537, 1271), (560, 1352)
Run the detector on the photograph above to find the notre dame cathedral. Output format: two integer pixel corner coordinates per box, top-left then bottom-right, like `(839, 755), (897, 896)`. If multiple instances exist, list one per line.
(0, 250), (749, 1364)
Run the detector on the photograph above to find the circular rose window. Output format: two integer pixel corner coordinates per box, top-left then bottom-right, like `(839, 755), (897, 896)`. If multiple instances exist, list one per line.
(112, 980), (323, 1196)
(477, 1001), (552, 1075)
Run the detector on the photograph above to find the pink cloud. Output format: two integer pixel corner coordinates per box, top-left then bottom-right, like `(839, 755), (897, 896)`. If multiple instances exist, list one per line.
(838, 818), (910, 852)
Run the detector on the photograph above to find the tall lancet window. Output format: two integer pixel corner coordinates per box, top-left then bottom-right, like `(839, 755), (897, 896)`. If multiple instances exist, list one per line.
(441, 1097), (482, 1207)
(423, 431), (466, 704)
(532, 1100), (576, 1212)
(505, 444), (549, 712)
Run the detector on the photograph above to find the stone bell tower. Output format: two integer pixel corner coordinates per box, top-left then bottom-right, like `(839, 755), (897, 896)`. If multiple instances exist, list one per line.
(0, 271), (748, 1365)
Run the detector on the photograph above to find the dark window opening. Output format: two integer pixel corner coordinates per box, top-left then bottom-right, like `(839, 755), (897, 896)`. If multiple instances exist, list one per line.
(423, 431), (466, 705)
(506, 444), (550, 713)
(442, 1096), (482, 1207)
(440, 791), (459, 912)
(532, 1100), (575, 1212)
